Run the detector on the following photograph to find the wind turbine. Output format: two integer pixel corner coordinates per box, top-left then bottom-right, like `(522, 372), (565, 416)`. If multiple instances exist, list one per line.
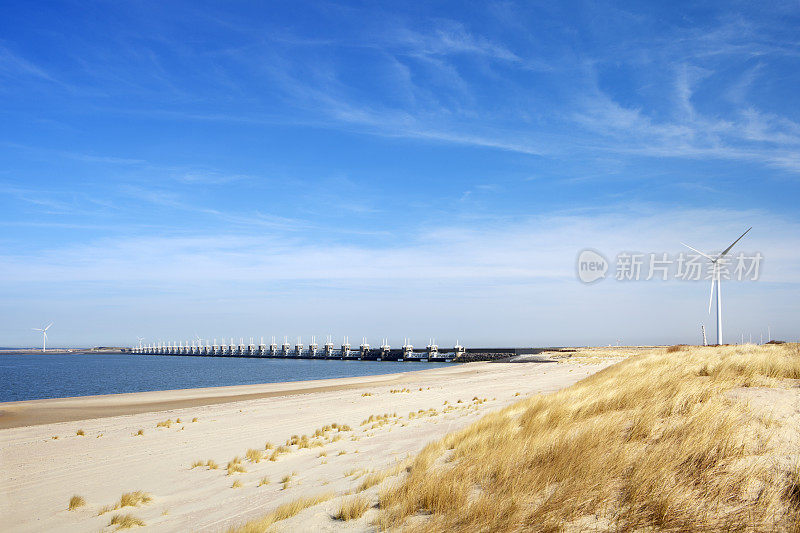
(681, 227), (751, 345)
(32, 322), (53, 352)
(137, 337), (145, 350)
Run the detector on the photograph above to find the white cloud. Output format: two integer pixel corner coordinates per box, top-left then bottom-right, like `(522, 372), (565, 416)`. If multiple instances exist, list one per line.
(1, 207), (797, 285)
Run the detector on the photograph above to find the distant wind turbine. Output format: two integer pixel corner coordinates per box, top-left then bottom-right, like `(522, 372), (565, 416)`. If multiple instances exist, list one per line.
(32, 322), (53, 352)
(137, 336), (145, 349)
(681, 227), (752, 345)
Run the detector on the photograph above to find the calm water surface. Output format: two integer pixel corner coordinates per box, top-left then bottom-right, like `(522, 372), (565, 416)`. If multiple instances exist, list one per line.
(0, 352), (451, 402)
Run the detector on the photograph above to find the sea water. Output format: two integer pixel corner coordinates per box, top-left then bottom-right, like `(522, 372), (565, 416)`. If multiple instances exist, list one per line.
(0, 352), (450, 402)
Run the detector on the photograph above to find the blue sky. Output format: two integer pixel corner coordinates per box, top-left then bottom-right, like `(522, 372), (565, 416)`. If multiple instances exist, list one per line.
(1, 1), (799, 347)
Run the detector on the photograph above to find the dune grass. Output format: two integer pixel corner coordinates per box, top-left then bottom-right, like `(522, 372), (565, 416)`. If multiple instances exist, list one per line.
(245, 448), (263, 463)
(258, 476), (269, 487)
(281, 472), (296, 490)
(206, 459), (219, 470)
(377, 343), (800, 532)
(190, 459), (205, 469)
(269, 445), (290, 461)
(68, 495), (85, 510)
(133, 429), (144, 436)
(76, 429), (85, 436)
(357, 460), (410, 492)
(156, 419), (172, 428)
(232, 479), (243, 489)
(227, 492), (333, 533)
(334, 496), (371, 521)
(99, 491), (152, 515)
(227, 457), (247, 475)
(108, 513), (145, 529)
(119, 491), (152, 508)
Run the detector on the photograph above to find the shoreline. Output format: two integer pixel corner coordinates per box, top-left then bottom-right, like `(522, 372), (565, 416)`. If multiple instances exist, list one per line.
(0, 364), (484, 430)
(1, 356), (620, 533)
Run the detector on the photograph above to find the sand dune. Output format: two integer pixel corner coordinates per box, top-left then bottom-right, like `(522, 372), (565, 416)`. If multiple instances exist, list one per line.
(0, 357), (620, 532)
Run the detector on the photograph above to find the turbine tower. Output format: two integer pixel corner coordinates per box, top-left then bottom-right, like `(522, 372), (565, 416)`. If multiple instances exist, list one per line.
(681, 227), (751, 345)
(32, 322), (53, 352)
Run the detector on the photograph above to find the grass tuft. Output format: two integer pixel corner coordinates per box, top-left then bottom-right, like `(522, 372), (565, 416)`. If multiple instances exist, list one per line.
(269, 446), (290, 461)
(231, 479), (242, 489)
(227, 461), (247, 475)
(280, 472), (295, 490)
(99, 491), (152, 517)
(68, 495), (85, 510)
(108, 513), (145, 529)
(245, 448), (263, 463)
(227, 493), (334, 533)
(156, 419), (172, 428)
(118, 491), (152, 508)
(76, 429), (85, 436)
(334, 496), (371, 521)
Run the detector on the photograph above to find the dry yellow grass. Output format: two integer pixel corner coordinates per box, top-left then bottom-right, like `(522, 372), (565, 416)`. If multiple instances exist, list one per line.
(245, 448), (263, 463)
(118, 491), (152, 508)
(231, 479), (243, 489)
(227, 457), (247, 475)
(357, 460), (410, 492)
(156, 419), (172, 428)
(377, 343), (800, 532)
(108, 513), (145, 529)
(99, 491), (152, 515)
(133, 429), (144, 436)
(227, 493), (333, 532)
(75, 429), (84, 436)
(67, 495), (85, 510)
(280, 472), (296, 490)
(269, 445), (290, 461)
(258, 476), (269, 487)
(334, 496), (371, 521)
(192, 417), (199, 422)
(206, 459), (219, 470)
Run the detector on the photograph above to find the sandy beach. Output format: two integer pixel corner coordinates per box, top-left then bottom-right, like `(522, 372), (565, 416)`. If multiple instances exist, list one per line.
(0, 356), (619, 532)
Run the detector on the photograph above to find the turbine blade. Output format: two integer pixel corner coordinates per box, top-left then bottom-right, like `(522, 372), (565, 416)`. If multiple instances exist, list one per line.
(708, 266), (716, 314)
(680, 242), (714, 261)
(717, 227), (752, 259)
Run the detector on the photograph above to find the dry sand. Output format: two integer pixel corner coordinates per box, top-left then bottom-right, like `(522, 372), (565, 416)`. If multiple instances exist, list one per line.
(1, 357), (620, 532)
